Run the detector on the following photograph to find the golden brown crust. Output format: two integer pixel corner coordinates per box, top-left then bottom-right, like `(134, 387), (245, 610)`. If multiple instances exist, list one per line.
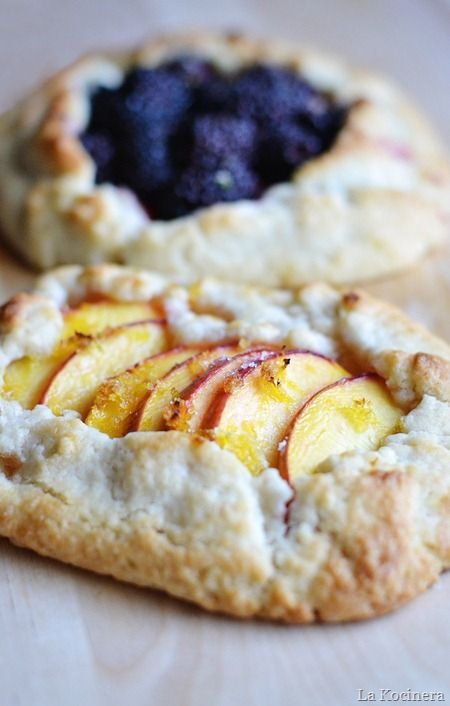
(0, 265), (449, 622)
(0, 31), (449, 283)
(309, 470), (439, 621)
(0, 452), (22, 478)
(35, 93), (86, 174)
(260, 461), (447, 623)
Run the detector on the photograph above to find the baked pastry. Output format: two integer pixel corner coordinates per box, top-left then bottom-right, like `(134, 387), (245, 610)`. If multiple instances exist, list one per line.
(0, 32), (449, 286)
(0, 264), (449, 622)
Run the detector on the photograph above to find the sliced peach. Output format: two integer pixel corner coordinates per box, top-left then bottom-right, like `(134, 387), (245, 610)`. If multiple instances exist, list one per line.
(2, 300), (163, 409)
(280, 374), (402, 480)
(42, 320), (167, 417)
(2, 335), (89, 409)
(85, 346), (201, 438)
(166, 348), (278, 432)
(204, 351), (348, 475)
(62, 300), (161, 339)
(135, 344), (243, 432)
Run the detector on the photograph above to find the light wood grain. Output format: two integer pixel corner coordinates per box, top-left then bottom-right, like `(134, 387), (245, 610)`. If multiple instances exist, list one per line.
(0, 2), (449, 705)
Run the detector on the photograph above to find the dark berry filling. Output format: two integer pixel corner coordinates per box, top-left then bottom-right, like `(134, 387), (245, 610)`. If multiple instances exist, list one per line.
(80, 57), (347, 220)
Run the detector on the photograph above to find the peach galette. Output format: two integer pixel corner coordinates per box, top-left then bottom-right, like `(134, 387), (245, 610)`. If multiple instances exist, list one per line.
(0, 32), (449, 285)
(0, 265), (450, 622)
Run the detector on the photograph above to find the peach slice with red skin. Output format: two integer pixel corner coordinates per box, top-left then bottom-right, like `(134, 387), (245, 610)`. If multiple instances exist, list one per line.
(85, 346), (201, 438)
(2, 335), (90, 409)
(279, 374), (402, 480)
(203, 350), (349, 475)
(62, 300), (162, 339)
(134, 344), (245, 432)
(166, 348), (278, 432)
(42, 320), (167, 417)
(2, 299), (163, 408)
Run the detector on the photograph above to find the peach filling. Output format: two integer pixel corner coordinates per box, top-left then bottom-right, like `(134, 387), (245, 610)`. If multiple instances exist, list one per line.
(1, 299), (401, 478)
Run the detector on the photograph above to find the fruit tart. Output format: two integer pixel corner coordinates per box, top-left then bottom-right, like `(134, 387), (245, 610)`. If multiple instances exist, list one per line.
(0, 264), (449, 622)
(0, 32), (449, 285)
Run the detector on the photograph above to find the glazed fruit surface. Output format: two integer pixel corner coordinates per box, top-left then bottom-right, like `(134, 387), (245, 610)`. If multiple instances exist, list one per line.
(80, 57), (346, 220)
(1, 298), (400, 477)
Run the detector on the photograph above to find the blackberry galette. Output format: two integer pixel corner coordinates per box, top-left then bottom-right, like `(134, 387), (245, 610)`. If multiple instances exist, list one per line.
(0, 32), (449, 284)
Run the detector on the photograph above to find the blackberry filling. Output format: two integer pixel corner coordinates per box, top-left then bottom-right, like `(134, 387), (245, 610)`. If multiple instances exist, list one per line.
(80, 57), (347, 220)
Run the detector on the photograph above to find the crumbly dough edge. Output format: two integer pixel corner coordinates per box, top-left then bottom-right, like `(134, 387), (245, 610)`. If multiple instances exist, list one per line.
(0, 31), (449, 284)
(0, 265), (449, 622)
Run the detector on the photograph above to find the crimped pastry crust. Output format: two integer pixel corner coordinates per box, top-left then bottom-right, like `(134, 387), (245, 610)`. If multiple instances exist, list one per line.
(0, 264), (449, 622)
(0, 32), (449, 284)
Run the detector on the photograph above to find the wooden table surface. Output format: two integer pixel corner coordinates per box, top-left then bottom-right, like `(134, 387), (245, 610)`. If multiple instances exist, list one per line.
(0, 2), (449, 705)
